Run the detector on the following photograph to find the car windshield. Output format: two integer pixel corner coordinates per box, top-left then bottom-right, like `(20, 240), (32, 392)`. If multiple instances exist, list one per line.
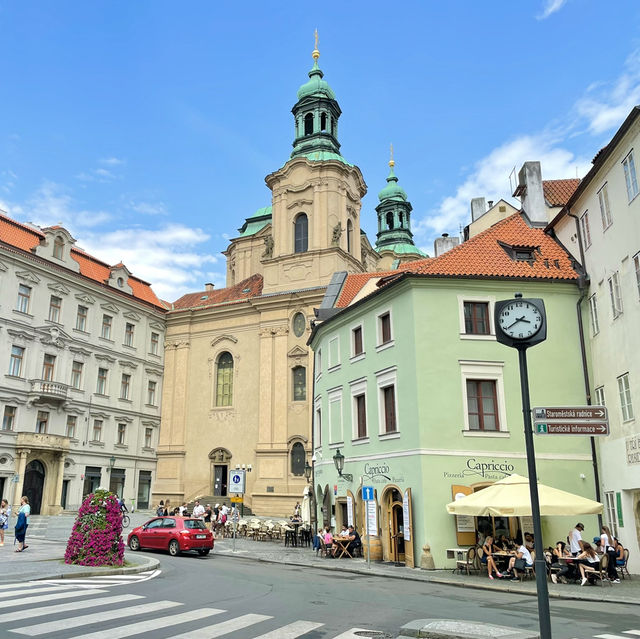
(183, 519), (206, 530)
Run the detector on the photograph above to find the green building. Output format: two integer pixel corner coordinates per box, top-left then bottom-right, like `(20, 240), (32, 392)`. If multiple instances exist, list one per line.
(309, 212), (600, 568)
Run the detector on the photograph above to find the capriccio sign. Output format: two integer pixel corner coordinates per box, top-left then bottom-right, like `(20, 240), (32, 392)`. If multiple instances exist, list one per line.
(443, 458), (515, 480)
(364, 462), (390, 477)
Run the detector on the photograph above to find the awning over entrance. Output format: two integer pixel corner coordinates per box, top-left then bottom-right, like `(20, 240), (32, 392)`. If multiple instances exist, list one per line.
(445, 473), (603, 517)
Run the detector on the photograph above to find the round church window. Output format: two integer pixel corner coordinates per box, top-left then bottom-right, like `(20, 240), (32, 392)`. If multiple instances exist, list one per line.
(292, 312), (306, 337)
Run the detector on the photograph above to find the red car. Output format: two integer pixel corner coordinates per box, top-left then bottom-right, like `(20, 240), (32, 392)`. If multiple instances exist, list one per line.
(127, 516), (214, 556)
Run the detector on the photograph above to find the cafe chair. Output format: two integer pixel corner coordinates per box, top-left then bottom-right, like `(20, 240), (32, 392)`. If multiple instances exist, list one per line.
(620, 549), (631, 580)
(583, 553), (613, 586)
(523, 551), (536, 581)
(456, 546), (478, 575)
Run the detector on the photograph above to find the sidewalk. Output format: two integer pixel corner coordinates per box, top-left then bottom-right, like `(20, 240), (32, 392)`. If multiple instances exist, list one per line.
(213, 534), (640, 606)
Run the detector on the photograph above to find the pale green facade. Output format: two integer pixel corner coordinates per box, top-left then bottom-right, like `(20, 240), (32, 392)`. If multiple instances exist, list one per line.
(310, 274), (600, 568)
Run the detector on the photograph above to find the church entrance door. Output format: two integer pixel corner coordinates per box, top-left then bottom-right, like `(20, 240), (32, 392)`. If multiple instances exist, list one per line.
(213, 465), (227, 497)
(24, 460), (45, 515)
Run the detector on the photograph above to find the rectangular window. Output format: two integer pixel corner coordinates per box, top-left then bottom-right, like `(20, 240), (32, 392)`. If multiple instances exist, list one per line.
(147, 380), (157, 405)
(36, 410), (49, 434)
(580, 211), (591, 249)
(604, 491), (619, 539)
(634, 252), (640, 300)
(382, 385), (397, 433)
(315, 406), (322, 447)
(16, 284), (31, 313)
(618, 373), (634, 422)
(608, 271), (623, 318)
(463, 302), (490, 335)
(316, 350), (322, 377)
(42, 354), (56, 381)
(144, 427), (153, 448)
(594, 386), (606, 407)
(92, 419), (103, 442)
(66, 415), (77, 439)
(598, 184), (613, 230)
(2, 405), (16, 431)
(124, 323), (135, 346)
(355, 394), (367, 438)
(291, 368), (305, 401)
(588, 294), (599, 336)
(379, 312), (392, 345)
(76, 305), (88, 331)
(623, 150), (639, 201)
(120, 373), (131, 400)
(9, 345), (25, 377)
(101, 314), (112, 340)
(328, 337), (340, 369)
(48, 295), (62, 323)
(466, 379), (499, 431)
(352, 326), (363, 356)
(117, 422), (127, 445)
(71, 361), (83, 389)
(96, 368), (108, 395)
(150, 332), (159, 355)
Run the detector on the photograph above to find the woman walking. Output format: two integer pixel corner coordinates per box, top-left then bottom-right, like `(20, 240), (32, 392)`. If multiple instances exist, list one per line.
(0, 499), (9, 546)
(18, 496), (30, 550)
(14, 508), (27, 552)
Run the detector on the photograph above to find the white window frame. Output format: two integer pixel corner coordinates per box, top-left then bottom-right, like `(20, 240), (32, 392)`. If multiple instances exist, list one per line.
(92, 419), (103, 442)
(604, 491), (619, 539)
(327, 335), (341, 371)
(314, 396), (322, 449)
(36, 410), (49, 434)
(96, 368), (109, 395)
(598, 183), (613, 230)
(16, 284), (31, 314)
(350, 322), (365, 361)
(120, 373), (131, 400)
(458, 295), (496, 341)
(349, 377), (368, 442)
(124, 322), (135, 347)
(618, 373), (634, 422)
(71, 360), (83, 389)
(328, 386), (344, 447)
(101, 314), (112, 340)
(580, 211), (591, 249)
(2, 405), (16, 431)
(315, 349), (322, 380)
(66, 415), (77, 439)
(117, 422), (127, 446)
(9, 345), (25, 377)
(594, 386), (606, 408)
(376, 366), (399, 438)
(144, 427), (153, 449)
(588, 294), (600, 336)
(459, 360), (509, 437)
(147, 380), (157, 406)
(76, 305), (88, 332)
(634, 252), (640, 301)
(48, 295), (62, 323)
(150, 332), (159, 355)
(608, 271), (623, 319)
(623, 150), (639, 202)
(376, 308), (394, 351)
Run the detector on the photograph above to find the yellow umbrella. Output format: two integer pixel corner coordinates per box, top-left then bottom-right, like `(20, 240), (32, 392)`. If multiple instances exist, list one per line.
(446, 473), (602, 517)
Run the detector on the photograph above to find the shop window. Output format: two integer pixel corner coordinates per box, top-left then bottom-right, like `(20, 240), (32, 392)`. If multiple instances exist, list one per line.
(291, 442), (305, 476)
(215, 352), (234, 407)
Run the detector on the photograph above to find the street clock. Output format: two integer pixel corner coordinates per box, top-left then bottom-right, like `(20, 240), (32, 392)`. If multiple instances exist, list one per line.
(494, 294), (547, 348)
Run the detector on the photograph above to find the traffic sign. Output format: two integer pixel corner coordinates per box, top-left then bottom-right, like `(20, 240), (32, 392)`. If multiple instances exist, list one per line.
(362, 485), (374, 501)
(533, 406), (607, 421)
(230, 495), (243, 503)
(535, 422), (609, 436)
(228, 469), (245, 494)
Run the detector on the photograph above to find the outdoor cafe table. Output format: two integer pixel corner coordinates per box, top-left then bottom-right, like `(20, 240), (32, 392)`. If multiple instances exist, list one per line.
(333, 537), (352, 559)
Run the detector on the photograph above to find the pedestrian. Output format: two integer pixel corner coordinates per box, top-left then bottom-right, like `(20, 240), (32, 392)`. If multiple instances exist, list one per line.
(0, 498), (9, 546)
(569, 522), (584, 556)
(192, 500), (205, 519)
(293, 501), (301, 518)
(204, 504), (213, 530)
(18, 496), (30, 550)
(600, 525), (620, 583)
(14, 507), (27, 552)
(156, 502), (165, 517)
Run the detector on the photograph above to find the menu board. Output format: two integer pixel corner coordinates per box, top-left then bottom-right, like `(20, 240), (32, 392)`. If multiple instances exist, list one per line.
(346, 495), (354, 527)
(366, 499), (377, 535)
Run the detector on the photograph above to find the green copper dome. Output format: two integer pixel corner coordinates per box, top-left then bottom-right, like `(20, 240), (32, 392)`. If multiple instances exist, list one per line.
(378, 166), (408, 202)
(297, 61), (336, 100)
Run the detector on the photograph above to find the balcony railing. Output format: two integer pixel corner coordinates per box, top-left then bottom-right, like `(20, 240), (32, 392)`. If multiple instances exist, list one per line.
(29, 379), (69, 401)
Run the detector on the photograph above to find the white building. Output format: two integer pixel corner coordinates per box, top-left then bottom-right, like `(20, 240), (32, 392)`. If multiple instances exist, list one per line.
(550, 106), (640, 568)
(0, 212), (166, 514)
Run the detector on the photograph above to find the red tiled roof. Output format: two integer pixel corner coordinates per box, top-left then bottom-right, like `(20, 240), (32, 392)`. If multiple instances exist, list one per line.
(0, 213), (165, 309)
(542, 179), (580, 207)
(335, 271), (398, 308)
(171, 274), (264, 310)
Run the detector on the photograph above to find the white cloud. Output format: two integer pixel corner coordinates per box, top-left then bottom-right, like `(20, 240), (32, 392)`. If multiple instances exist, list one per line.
(99, 157), (125, 166)
(128, 200), (168, 216)
(76, 167), (118, 183)
(537, 0), (567, 20)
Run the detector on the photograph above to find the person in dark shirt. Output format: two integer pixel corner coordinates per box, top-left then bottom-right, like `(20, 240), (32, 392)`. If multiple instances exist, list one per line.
(346, 525), (361, 557)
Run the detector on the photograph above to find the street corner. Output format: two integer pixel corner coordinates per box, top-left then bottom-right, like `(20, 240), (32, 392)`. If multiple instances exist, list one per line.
(399, 619), (540, 639)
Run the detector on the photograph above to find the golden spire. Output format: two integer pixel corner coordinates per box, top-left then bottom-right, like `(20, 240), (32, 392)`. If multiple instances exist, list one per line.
(312, 29), (320, 62)
(389, 143), (395, 168)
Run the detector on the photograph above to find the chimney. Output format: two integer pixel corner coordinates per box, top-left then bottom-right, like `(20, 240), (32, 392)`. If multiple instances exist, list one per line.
(205, 282), (215, 291)
(487, 200), (494, 208)
(434, 233), (460, 257)
(515, 161), (546, 225)
(470, 197), (487, 222)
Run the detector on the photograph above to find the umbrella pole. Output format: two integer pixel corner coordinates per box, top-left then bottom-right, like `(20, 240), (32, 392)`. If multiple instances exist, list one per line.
(518, 346), (552, 639)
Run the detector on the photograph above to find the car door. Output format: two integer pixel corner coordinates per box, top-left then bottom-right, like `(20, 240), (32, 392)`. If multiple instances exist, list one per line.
(158, 517), (178, 550)
(139, 518), (164, 549)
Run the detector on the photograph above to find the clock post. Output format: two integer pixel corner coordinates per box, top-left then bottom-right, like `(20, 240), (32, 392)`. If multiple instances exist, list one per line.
(495, 293), (552, 639)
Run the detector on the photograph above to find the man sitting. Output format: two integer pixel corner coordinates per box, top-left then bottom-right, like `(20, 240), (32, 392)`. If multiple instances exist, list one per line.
(346, 525), (362, 557)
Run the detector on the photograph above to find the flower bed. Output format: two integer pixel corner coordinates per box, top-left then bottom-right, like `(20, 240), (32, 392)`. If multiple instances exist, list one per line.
(65, 489), (125, 566)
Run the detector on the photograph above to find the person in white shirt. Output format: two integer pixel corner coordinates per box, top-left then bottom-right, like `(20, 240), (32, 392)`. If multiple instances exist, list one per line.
(192, 500), (205, 519)
(508, 544), (533, 581)
(569, 523), (584, 556)
(600, 525), (620, 582)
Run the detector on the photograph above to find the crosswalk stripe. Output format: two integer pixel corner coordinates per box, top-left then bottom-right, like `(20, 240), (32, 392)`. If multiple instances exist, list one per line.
(172, 613), (273, 639)
(73, 607), (225, 639)
(6, 594), (143, 620)
(332, 630), (381, 639)
(39, 579), (137, 587)
(12, 600), (183, 636)
(0, 585), (75, 600)
(0, 582), (54, 592)
(251, 620), (324, 638)
(595, 635), (633, 639)
(0, 589), (108, 610)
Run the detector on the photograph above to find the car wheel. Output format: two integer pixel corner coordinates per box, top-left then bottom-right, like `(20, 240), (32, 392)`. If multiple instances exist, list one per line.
(198, 549), (210, 556)
(129, 536), (140, 551)
(168, 539), (181, 556)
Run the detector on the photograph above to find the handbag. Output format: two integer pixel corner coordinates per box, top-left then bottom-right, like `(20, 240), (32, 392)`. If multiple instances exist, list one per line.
(514, 558), (527, 571)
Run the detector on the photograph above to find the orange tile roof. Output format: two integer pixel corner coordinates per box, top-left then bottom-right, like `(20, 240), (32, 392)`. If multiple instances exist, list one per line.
(335, 271), (399, 308)
(171, 274), (264, 310)
(542, 179), (580, 207)
(0, 212), (165, 309)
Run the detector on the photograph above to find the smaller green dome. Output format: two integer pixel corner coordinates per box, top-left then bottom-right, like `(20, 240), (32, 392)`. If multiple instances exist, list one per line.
(297, 62), (336, 100)
(378, 166), (407, 202)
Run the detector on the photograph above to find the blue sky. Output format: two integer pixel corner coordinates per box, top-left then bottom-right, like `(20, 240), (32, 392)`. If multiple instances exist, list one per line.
(1, 1), (640, 301)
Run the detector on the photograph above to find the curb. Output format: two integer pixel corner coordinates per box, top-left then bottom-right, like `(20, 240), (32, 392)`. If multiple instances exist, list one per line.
(31, 553), (161, 581)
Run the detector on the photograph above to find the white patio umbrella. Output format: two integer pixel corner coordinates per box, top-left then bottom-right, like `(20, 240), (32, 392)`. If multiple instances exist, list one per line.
(446, 473), (602, 517)
(301, 485), (311, 526)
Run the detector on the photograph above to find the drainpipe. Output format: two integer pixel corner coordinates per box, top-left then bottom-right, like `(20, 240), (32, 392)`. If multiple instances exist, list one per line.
(565, 208), (603, 528)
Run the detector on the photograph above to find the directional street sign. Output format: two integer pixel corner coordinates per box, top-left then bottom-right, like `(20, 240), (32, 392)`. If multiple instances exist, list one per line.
(535, 422), (609, 436)
(230, 495), (243, 503)
(533, 406), (607, 421)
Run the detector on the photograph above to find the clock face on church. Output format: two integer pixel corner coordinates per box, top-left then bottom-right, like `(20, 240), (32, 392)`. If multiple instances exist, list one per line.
(292, 312), (306, 337)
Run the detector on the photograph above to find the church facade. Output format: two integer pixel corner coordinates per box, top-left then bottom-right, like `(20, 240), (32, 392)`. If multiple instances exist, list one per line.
(154, 43), (423, 515)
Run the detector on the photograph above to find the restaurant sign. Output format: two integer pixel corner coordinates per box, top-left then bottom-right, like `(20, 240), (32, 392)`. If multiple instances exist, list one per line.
(443, 458), (515, 481)
(626, 434), (640, 465)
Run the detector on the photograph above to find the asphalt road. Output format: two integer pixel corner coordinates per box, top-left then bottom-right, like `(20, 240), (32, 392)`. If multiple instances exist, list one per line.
(3, 551), (640, 638)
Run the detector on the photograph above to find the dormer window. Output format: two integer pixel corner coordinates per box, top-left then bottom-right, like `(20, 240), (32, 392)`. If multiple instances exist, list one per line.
(117, 277), (124, 288)
(53, 236), (64, 260)
(515, 249), (534, 261)
(499, 241), (538, 263)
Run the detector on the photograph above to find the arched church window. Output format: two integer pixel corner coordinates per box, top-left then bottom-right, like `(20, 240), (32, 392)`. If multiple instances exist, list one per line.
(304, 113), (314, 136)
(292, 366), (306, 401)
(398, 212), (404, 227)
(347, 220), (353, 254)
(386, 212), (394, 229)
(215, 352), (234, 407)
(53, 236), (64, 260)
(294, 214), (308, 253)
(320, 112), (327, 132)
(291, 441), (305, 476)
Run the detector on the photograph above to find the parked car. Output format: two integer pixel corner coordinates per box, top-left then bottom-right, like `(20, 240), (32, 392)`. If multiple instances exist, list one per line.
(127, 516), (214, 556)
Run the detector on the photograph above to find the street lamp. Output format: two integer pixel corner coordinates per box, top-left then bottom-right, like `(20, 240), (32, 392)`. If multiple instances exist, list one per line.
(304, 460), (312, 483)
(332, 449), (352, 482)
(107, 455), (116, 472)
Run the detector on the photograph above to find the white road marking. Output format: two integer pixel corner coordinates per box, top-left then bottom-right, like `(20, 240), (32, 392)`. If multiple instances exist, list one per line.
(12, 600), (182, 636)
(332, 630), (382, 639)
(595, 635), (634, 639)
(0, 585), (74, 599)
(172, 613), (272, 639)
(251, 620), (325, 638)
(0, 589), (108, 610)
(5, 594), (143, 620)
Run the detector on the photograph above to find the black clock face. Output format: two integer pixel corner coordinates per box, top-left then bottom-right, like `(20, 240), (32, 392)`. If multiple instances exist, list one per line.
(497, 300), (542, 340)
